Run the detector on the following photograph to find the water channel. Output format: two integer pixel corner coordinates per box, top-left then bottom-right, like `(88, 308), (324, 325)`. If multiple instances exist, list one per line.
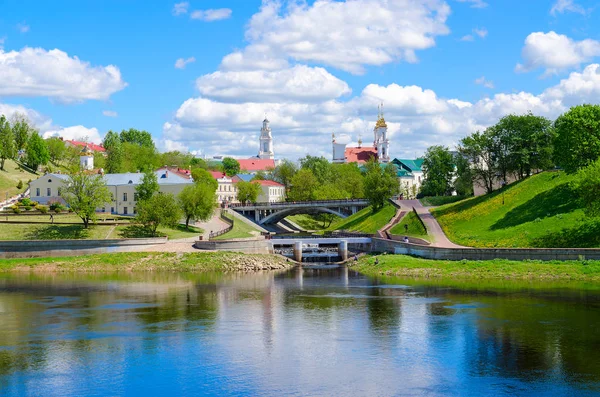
(1, 267), (599, 396)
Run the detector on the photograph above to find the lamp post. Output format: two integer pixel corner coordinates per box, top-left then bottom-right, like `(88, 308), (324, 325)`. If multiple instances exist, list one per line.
(501, 180), (506, 205)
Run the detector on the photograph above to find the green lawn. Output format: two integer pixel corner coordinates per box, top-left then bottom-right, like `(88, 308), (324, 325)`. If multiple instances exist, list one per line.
(109, 224), (203, 240)
(432, 171), (600, 248)
(0, 223), (113, 240)
(419, 195), (468, 207)
(286, 214), (339, 230)
(0, 160), (38, 200)
(326, 203), (396, 234)
(389, 211), (429, 240)
(213, 219), (261, 240)
(0, 214), (129, 223)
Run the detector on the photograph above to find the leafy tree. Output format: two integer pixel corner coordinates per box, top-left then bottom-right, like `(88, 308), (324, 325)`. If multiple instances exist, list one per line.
(16, 180), (23, 190)
(46, 137), (66, 164)
(136, 193), (182, 235)
(122, 142), (159, 172)
(314, 183), (350, 200)
(25, 132), (50, 171)
(554, 104), (600, 173)
(236, 180), (262, 204)
(572, 158), (600, 217)
(421, 145), (455, 196)
(222, 157), (240, 176)
(61, 173), (112, 228)
(330, 163), (364, 198)
(178, 183), (216, 228)
(251, 170), (267, 180)
(299, 155), (331, 183)
(11, 113), (33, 151)
(272, 159), (298, 191)
(458, 129), (498, 194)
(120, 128), (155, 148)
(363, 159), (399, 211)
(453, 153), (474, 196)
(191, 157), (209, 169)
(136, 170), (159, 202)
(103, 130), (123, 173)
(160, 151), (193, 168)
(192, 168), (218, 190)
(288, 169), (318, 201)
(0, 115), (15, 170)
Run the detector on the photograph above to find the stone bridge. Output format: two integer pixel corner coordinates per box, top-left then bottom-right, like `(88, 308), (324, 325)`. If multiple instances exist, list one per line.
(229, 199), (369, 225)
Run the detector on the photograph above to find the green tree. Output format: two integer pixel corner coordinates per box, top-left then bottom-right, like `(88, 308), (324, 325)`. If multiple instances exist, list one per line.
(46, 137), (66, 164)
(160, 151), (193, 168)
(572, 158), (600, 217)
(61, 173), (112, 228)
(25, 132), (50, 171)
(16, 180), (23, 190)
(251, 170), (267, 180)
(421, 145), (455, 196)
(314, 183), (350, 200)
(0, 115), (15, 170)
(453, 153), (474, 196)
(299, 155), (331, 183)
(136, 193), (182, 235)
(136, 170), (159, 202)
(191, 157), (209, 169)
(122, 142), (159, 172)
(272, 159), (298, 191)
(554, 104), (600, 173)
(363, 159), (399, 211)
(236, 180), (262, 204)
(11, 113), (33, 151)
(120, 128), (155, 148)
(103, 130), (123, 173)
(192, 168), (218, 190)
(222, 157), (240, 176)
(458, 129), (498, 194)
(288, 169), (318, 201)
(330, 163), (364, 198)
(178, 183), (216, 228)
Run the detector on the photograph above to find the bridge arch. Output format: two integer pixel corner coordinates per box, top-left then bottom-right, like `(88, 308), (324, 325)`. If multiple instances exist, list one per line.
(258, 207), (347, 225)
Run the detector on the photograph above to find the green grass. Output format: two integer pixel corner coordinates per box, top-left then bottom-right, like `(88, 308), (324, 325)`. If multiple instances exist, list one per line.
(0, 214), (129, 223)
(419, 195), (468, 207)
(389, 211), (428, 239)
(213, 219), (261, 240)
(286, 214), (339, 230)
(326, 203), (396, 234)
(432, 171), (600, 248)
(0, 252), (290, 273)
(109, 224), (203, 240)
(353, 254), (600, 281)
(0, 223), (112, 240)
(0, 160), (37, 200)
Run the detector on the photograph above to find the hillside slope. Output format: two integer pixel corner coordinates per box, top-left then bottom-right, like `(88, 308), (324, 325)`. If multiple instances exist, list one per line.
(433, 171), (600, 248)
(327, 203), (396, 234)
(0, 160), (37, 201)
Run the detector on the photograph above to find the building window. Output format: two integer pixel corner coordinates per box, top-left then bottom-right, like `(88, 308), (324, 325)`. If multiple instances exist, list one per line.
(123, 207), (128, 215)
(123, 192), (128, 201)
(102, 207), (106, 213)
(133, 207), (137, 214)
(57, 188), (62, 197)
(111, 207), (115, 213)
(36, 188), (40, 197)
(134, 193), (139, 201)
(47, 188), (51, 196)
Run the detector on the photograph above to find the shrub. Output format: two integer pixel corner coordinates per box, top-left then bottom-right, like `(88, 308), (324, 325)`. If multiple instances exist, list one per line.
(36, 205), (48, 214)
(23, 205), (32, 211)
(54, 208), (62, 214)
(16, 180), (23, 190)
(12, 207), (21, 214)
(30, 201), (38, 207)
(20, 198), (32, 206)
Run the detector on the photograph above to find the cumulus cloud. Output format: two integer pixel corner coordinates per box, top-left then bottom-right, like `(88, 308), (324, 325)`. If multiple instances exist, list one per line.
(475, 76), (494, 89)
(0, 102), (51, 131)
(196, 65), (351, 103)
(190, 8), (232, 21)
(102, 110), (118, 117)
(0, 47), (127, 102)
(455, 0), (488, 8)
(175, 57), (196, 69)
(172, 2), (189, 16)
(516, 32), (600, 76)
(43, 125), (104, 144)
(16, 23), (29, 33)
(461, 27), (487, 42)
(550, 0), (586, 15)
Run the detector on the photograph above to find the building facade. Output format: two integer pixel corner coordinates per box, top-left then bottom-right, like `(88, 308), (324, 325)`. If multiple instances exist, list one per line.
(258, 117), (274, 160)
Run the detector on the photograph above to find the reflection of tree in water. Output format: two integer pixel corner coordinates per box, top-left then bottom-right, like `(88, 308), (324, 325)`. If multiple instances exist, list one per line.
(366, 289), (401, 335)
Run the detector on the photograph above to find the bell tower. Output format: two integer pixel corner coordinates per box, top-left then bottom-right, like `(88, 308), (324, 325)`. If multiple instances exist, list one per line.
(259, 116), (274, 160)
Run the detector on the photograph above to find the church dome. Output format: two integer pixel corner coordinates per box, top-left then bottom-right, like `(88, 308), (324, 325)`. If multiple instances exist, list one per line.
(80, 145), (93, 156)
(375, 117), (387, 128)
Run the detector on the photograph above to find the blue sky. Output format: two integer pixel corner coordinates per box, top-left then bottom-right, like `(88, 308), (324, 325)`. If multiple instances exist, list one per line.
(1, 0), (599, 160)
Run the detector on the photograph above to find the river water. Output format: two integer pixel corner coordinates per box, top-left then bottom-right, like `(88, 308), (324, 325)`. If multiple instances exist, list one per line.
(1, 267), (599, 396)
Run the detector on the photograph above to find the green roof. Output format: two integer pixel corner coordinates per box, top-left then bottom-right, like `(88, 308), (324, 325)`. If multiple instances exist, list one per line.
(393, 158), (423, 172)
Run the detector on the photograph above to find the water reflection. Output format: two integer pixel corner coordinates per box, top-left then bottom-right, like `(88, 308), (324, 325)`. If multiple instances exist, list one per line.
(0, 269), (599, 396)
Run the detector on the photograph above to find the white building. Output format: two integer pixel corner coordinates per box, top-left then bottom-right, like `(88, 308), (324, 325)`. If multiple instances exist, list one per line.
(258, 117), (274, 160)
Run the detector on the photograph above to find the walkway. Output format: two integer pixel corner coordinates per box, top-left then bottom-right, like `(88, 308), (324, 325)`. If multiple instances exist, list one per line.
(396, 199), (464, 248)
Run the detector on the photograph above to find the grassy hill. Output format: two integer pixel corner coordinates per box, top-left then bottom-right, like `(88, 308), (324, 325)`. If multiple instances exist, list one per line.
(389, 211), (429, 241)
(432, 171), (600, 248)
(326, 203), (396, 234)
(0, 160), (38, 201)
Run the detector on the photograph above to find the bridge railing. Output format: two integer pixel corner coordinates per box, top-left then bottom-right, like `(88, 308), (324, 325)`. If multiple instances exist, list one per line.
(229, 198), (369, 208)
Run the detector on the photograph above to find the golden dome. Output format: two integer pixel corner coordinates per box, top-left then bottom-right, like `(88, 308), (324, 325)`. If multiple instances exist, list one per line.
(375, 117), (387, 128)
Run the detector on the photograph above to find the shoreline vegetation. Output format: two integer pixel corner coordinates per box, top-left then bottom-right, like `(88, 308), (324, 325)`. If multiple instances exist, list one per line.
(351, 254), (600, 282)
(0, 252), (292, 273)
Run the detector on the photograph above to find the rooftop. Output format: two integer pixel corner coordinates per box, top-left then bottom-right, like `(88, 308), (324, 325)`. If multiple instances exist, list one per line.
(237, 158), (276, 172)
(344, 146), (378, 164)
(66, 140), (106, 153)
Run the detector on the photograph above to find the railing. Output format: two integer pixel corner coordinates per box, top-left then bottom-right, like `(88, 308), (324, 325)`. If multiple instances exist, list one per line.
(229, 198), (369, 208)
(412, 207), (428, 233)
(209, 210), (234, 240)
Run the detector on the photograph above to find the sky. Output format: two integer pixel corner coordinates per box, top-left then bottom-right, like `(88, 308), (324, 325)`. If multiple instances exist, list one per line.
(1, 0), (600, 161)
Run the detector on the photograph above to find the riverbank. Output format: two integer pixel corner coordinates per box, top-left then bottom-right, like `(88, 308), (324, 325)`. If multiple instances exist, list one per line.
(351, 254), (600, 281)
(0, 252), (293, 273)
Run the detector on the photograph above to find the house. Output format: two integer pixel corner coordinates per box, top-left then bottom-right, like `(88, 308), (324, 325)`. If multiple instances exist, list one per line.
(392, 159), (424, 198)
(237, 159), (276, 174)
(235, 175), (285, 203)
(64, 139), (106, 153)
(210, 171), (238, 204)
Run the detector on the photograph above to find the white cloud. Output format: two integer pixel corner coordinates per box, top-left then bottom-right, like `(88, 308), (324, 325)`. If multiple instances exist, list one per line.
(196, 65), (351, 103)
(43, 125), (104, 144)
(16, 23), (29, 33)
(474, 28), (488, 38)
(175, 57), (196, 69)
(475, 76), (494, 89)
(516, 32), (600, 76)
(0, 103), (51, 131)
(102, 110), (118, 117)
(0, 47), (127, 102)
(550, 0), (586, 15)
(172, 2), (189, 16)
(190, 8), (232, 22)
(455, 0), (488, 8)
(460, 35), (474, 42)
(244, 0), (451, 74)
(220, 45), (289, 72)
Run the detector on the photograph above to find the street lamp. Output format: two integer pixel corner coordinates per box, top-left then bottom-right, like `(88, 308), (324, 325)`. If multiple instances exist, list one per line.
(501, 180), (507, 205)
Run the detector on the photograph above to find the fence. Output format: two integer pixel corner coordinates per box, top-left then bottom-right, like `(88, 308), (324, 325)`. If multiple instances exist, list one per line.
(209, 210), (234, 240)
(229, 198), (368, 208)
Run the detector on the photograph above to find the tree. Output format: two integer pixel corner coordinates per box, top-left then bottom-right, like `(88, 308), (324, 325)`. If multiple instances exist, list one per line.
(178, 183), (216, 228)
(554, 104), (600, 173)
(222, 157), (240, 176)
(572, 158), (600, 217)
(136, 193), (182, 235)
(458, 129), (498, 194)
(272, 159), (298, 191)
(121, 142), (159, 172)
(103, 131), (123, 173)
(160, 151), (193, 168)
(11, 113), (33, 151)
(191, 157), (209, 169)
(46, 137), (66, 164)
(299, 155), (331, 183)
(120, 128), (155, 148)
(330, 163), (364, 198)
(421, 145), (455, 196)
(288, 169), (318, 201)
(192, 168), (218, 190)
(25, 132), (49, 171)
(236, 181), (262, 204)
(0, 115), (15, 170)
(16, 180), (23, 190)
(251, 170), (267, 180)
(453, 153), (474, 196)
(61, 173), (112, 228)
(363, 159), (399, 211)
(314, 183), (350, 200)
(136, 170), (159, 202)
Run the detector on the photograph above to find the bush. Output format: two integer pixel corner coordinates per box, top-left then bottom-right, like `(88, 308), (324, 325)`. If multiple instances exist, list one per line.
(36, 205), (48, 214)
(54, 208), (62, 214)
(30, 201), (38, 207)
(12, 207), (21, 214)
(49, 201), (64, 212)
(16, 180), (23, 190)
(20, 198), (32, 206)
(23, 205), (32, 211)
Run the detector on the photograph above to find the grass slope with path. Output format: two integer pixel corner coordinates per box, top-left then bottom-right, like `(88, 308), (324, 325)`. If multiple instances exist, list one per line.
(326, 203), (396, 234)
(213, 219), (261, 240)
(0, 160), (37, 200)
(389, 211), (429, 240)
(432, 171), (600, 248)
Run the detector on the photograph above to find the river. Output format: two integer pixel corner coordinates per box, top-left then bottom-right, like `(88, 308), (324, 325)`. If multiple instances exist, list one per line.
(1, 267), (599, 396)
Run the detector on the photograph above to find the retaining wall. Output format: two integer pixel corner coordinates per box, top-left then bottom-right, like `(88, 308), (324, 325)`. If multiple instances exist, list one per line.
(372, 238), (600, 261)
(0, 238), (166, 259)
(195, 237), (271, 254)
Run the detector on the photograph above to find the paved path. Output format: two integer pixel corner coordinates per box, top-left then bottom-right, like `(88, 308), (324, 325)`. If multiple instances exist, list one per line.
(397, 200), (465, 248)
(195, 214), (229, 240)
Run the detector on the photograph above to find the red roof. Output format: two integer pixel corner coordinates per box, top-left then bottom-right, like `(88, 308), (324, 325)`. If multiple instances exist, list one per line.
(237, 159), (275, 172)
(157, 167), (191, 179)
(253, 180), (284, 187)
(66, 140), (106, 152)
(209, 171), (228, 179)
(344, 147), (377, 163)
